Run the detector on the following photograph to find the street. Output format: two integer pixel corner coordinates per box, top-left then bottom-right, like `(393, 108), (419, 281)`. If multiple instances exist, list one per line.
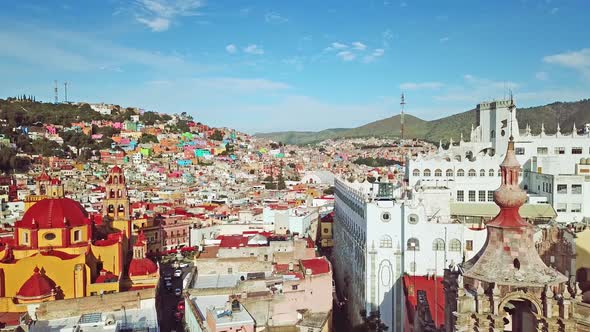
(158, 261), (192, 332)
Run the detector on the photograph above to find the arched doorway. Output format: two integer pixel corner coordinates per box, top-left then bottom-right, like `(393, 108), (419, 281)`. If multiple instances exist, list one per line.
(502, 298), (538, 332)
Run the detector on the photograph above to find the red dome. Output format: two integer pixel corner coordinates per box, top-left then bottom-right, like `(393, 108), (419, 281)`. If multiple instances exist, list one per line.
(129, 258), (158, 276)
(37, 171), (52, 182)
(16, 267), (55, 299)
(111, 165), (123, 173)
(18, 198), (90, 229)
(50, 178), (62, 185)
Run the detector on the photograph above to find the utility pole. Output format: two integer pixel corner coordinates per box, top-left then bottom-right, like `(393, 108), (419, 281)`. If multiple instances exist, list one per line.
(400, 93), (406, 140)
(54, 80), (58, 104)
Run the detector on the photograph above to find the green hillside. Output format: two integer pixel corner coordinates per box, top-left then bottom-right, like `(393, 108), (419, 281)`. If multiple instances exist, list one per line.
(255, 99), (590, 144)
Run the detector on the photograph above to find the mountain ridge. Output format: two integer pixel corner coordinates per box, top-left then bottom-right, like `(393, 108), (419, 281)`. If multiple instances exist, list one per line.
(255, 99), (590, 145)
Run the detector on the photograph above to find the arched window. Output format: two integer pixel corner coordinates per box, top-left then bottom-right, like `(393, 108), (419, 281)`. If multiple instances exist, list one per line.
(432, 238), (445, 251)
(446, 169), (453, 177)
(457, 169), (465, 177)
(489, 169), (495, 177)
(434, 169), (442, 177)
(449, 239), (461, 252)
(423, 169), (431, 177)
(407, 238), (420, 251)
(480, 169), (486, 177)
(412, 169), (420, 177)
(380, 235), (393, 248)
(468, 169), (476, 177)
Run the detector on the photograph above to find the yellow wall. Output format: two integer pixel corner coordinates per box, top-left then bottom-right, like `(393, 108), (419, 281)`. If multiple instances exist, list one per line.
(90, 243), (123, 276)
(38, 229), (63, 247)
(576, 229), (590, 273)
(0, 253), (85, 300)
(69, 225), (89, 244)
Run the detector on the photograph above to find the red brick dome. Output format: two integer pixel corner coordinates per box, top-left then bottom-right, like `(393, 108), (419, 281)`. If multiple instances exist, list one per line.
(111, 165), (123, 173)
(129, 258), (158, 276)
(15, 267), (55, 300)
(17, 198), (90, 229)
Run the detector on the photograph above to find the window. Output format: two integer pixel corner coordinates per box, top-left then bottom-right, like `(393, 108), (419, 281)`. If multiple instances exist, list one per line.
(557, 184), (567, 194)
(479, 190), (486, 202)
(498, 170), (502, 177)
(434, 169), (442, 177)
(380, 235), (393, 248)
(465, 240), (473, 251)
(228, 267), (233, 274)
(487, 191), (494, 202)
(423, 169), (431, 177)
(556, 204), (567, 212)
(381, 212), (391, 222)
(323, 228), (329, 234)
(457, 169), (465, 177)
(407, 238), (420, 251)
(22, 232), (29, 244)
(408, 214), (419, 224)
(44, 232), (56, 240)
(480, 169), (486, 177)
(468, 169), (476, 177)
(572, 147), (583, 154)
(446, 169), (453, 177)
(468, 190), (476, 202)
(74, 230), (81, 242)
(555, 147), (565, 155)
(515, 147), (525, 155)
(432, 238), (445, 251)
(488, 169), (494, 177)
(412, 169), (420, 177)
(537, 147), (548, 155)
(572, 184), (582, 194)
(449, 239), (461, 252)
(456, 190), (464, 202)
(292, 285), (298, 290)
(571, 204), (582, 213)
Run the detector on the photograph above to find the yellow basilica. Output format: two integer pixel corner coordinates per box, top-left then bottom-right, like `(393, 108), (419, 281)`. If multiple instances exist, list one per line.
(0, 166), (158, 313)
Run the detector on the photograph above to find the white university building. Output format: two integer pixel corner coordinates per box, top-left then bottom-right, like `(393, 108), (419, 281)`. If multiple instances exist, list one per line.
(332, 98), (590, 331)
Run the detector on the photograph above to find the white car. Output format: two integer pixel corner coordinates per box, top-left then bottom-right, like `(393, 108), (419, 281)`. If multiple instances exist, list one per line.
(179, 263), (189, 268)
(173, 269), (182, 277)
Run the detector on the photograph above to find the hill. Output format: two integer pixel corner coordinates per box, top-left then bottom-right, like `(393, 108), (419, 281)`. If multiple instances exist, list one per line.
(255, 99), (590, 144)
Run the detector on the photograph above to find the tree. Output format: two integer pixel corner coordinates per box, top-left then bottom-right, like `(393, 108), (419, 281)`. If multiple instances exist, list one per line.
(210, 129), (224, 141)
(353, 310), (389, 332)
(277, 169), (286, 190)
(140, 133), (159, 144)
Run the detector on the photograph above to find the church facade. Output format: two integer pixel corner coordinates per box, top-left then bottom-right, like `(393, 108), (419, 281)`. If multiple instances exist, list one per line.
(0, 166), (158, 313)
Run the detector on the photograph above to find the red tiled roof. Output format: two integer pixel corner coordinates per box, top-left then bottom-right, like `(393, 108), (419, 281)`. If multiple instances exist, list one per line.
(300, 257), (330, 275)
(35, 250), (79, 260)
(95, 269), (118, 283)
(403, 275), (444, 329)
(219, 235), (249, 248)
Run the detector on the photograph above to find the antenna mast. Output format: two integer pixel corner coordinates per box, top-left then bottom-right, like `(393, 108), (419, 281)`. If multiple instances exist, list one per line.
(400, 93), (406, 140)
(54, 80), (58, 104)
(64, 82), (68, 103)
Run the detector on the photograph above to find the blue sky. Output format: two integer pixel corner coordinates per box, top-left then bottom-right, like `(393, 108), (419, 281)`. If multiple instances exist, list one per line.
(0, 0), (589, 133)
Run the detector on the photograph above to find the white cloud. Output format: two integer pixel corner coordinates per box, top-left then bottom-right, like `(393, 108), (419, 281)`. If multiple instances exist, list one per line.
(543, 48), (590, 78)
(362, 48), (385, 63)
(225, 44), (237, 54)
(439, 36), (450, 43)
(331, 42), (348, 50)
(337, 51), (355, 61)
(133, 0), (204, 32)
(189, 77), (290, 92)
(535, 71), (549, 81)
(433, 75), (519, 103)
(0, 24), (210, 73)
(265, 12), (288, 23)
(136, 17), (170, 32)
(244, 44), (264, 55)
(400, 82), (444, 90)
(352, 42), (367, 50)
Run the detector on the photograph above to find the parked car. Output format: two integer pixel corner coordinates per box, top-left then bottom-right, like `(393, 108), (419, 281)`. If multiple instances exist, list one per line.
(165, 280), (172, 290)
(163, 275), (172, 281)
(179, 263), (189, 268)
(174, 288), (182, 296)
(173, 269), (182, 277)
(174, 311), (183, 322)
(177, 300), (185, 312)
